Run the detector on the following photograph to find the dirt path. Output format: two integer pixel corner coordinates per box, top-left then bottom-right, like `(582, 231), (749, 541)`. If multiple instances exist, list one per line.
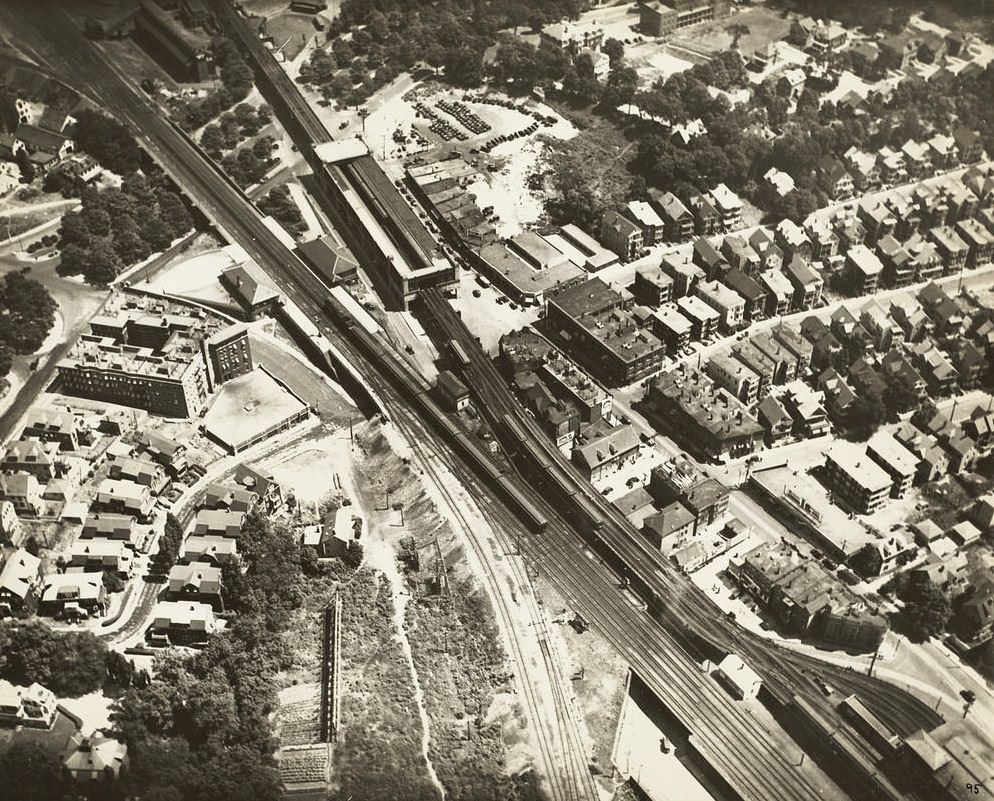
(366, 536), (447, 801)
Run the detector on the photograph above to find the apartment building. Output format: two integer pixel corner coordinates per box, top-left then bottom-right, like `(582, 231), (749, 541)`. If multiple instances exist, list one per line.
(823, 446), (891, 514)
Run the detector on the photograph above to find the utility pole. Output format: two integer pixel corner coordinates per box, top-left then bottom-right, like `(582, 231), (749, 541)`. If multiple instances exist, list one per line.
(867, 640), (882, 677)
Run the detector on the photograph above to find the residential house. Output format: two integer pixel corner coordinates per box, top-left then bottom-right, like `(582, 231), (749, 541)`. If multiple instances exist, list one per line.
(817, 156), (854, 201)
(708, 184), (743, 231)
(721, 235), (761, 275)
(69, 539), (133, 578)
(844, 147), (880, 191)
(625, 201), (665, 247)
(38, 573), (106, 618)
(759, 269), (793, 317)
(749, 228), (784, 271)
(94, 478), (153, 520)
(844, 245), (884, 295)
(1, 440), (63, 481)
(203, 483), (257, 513)
(876, 146), (907, 185)
(193, 509), (245, 539)
(775, 219), (812, 260)
(633, 265), (674, 306)
(663, 253), (706, 298)
(927, 133), (958, 170)
(0, 549), (41, 615)
(651, 305), (692, 355)
(652, 191), (694, 242)
(964, 408), (994, 451)
(900, 139), (932, 179)
(138, 431), (188, 477)
(0, 473), (43, 517)
(956, 343), (986, 390)
(860, 301), (903, 352)
(167, 562), (223, 608)
(953, 126), (983, 164)
(689, 194), (722, 236)
(181, 535), (238, 566)
(911, 342), (959, 395)
(642, 501), (696, 551)
(731, 341), (776, 398)
(757, 395), (793, 445)
(63, 732), (128, 783)
(693, 238), (727, 281)
(784, 257), (823, 310)
(232, 463), (283, 514)
(955, 218), (994, 268)
(858, 200), (897, 246)
(600, 210), (643, 262)
(676, 295), (720, 342)
(20, 408), (86, 451)
(818, 368), (857, 417)
(763, 167), (795, 198)
(695, 280), (746, 333)
(723, 268), (766, 322)
(877, 235), (914, 288)
(150, 600), (219, 645)
(781, 382), (830, 438)
(834, 216), (868, 254)
(806, 221), (839, 262)
(928, 225), (970, 273)
(108, 456), (168, 494)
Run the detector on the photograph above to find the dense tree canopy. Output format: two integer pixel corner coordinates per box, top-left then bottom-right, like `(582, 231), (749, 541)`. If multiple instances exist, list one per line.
(0, 271), (57, 376)
(72, 109), (143, 175)
(0, 621), (108, 696)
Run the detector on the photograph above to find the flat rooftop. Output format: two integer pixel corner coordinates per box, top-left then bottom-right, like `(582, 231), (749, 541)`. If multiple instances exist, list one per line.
(752, 465), (875, 557)
(203, 367), (308, 451)
(478, 243), (584, 298)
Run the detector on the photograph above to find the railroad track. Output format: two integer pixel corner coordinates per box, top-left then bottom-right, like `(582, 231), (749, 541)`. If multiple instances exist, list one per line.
(14, 6), (936, 799)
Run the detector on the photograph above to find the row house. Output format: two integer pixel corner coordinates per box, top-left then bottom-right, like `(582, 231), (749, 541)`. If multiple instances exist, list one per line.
(877, 235), (914, 288)
(108, 456), (168, 494)
(928, 225), (970, 273)
(955, 218), (994, 268)
(665, 252), (706, 297)
(759, 269), (793, 317)
(806, 220), (839, 261)
(844, 244), (884, 295)
(601, 211), (644, 262)
(775, 219), (812, 261)
(927, 133), (958, 170)
(752, 330), (798, 384)
(707, 351), (760, 406)
(771, 323), (813, 375)
(723, 268), (767, 322)
(732, 341), (776, 399)
(693, 238), (727, 281)
(690, 194), (722, 236)
(748, 228), (784, 271)
(20, 408), (88, 452)
(844, 147), (880, 191)
(653, 191), (694, 242)
(785, 256), (823, 310)
(708, 183), (743, 231)
(818, 156), (854, 200)
(722, 235), (761, 275)
(858, 199), (896, 246)
(625, 201), (665, 247)
(953, 126), (983, 164)
(876, 146), (907, 186)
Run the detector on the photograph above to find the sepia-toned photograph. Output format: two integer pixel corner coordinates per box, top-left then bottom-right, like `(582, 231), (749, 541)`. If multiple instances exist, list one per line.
(0, 0), (992, 799)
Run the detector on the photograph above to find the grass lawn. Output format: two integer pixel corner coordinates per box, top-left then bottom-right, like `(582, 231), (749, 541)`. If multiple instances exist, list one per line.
(669, 6), (794, 57)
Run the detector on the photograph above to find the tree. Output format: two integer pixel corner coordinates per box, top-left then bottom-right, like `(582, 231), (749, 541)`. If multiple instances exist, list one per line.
(0, 621), (108, 696)
(84, 237), (124, 285)
(602, 37), (624, 66)
(24, 535), (41, 556)
(201, 125), (224, 157)
(850, 544), (883, 578)
(0, 741), (67, 801)
(0, 343), (12, 379)
(151, 514), (184, 577)
(900, 578), (951, 642)
(15, 150), (36, 184)
(600, 64), (639, 110)
(0, 272), (57, 354)
(157, 191), (193, 238)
